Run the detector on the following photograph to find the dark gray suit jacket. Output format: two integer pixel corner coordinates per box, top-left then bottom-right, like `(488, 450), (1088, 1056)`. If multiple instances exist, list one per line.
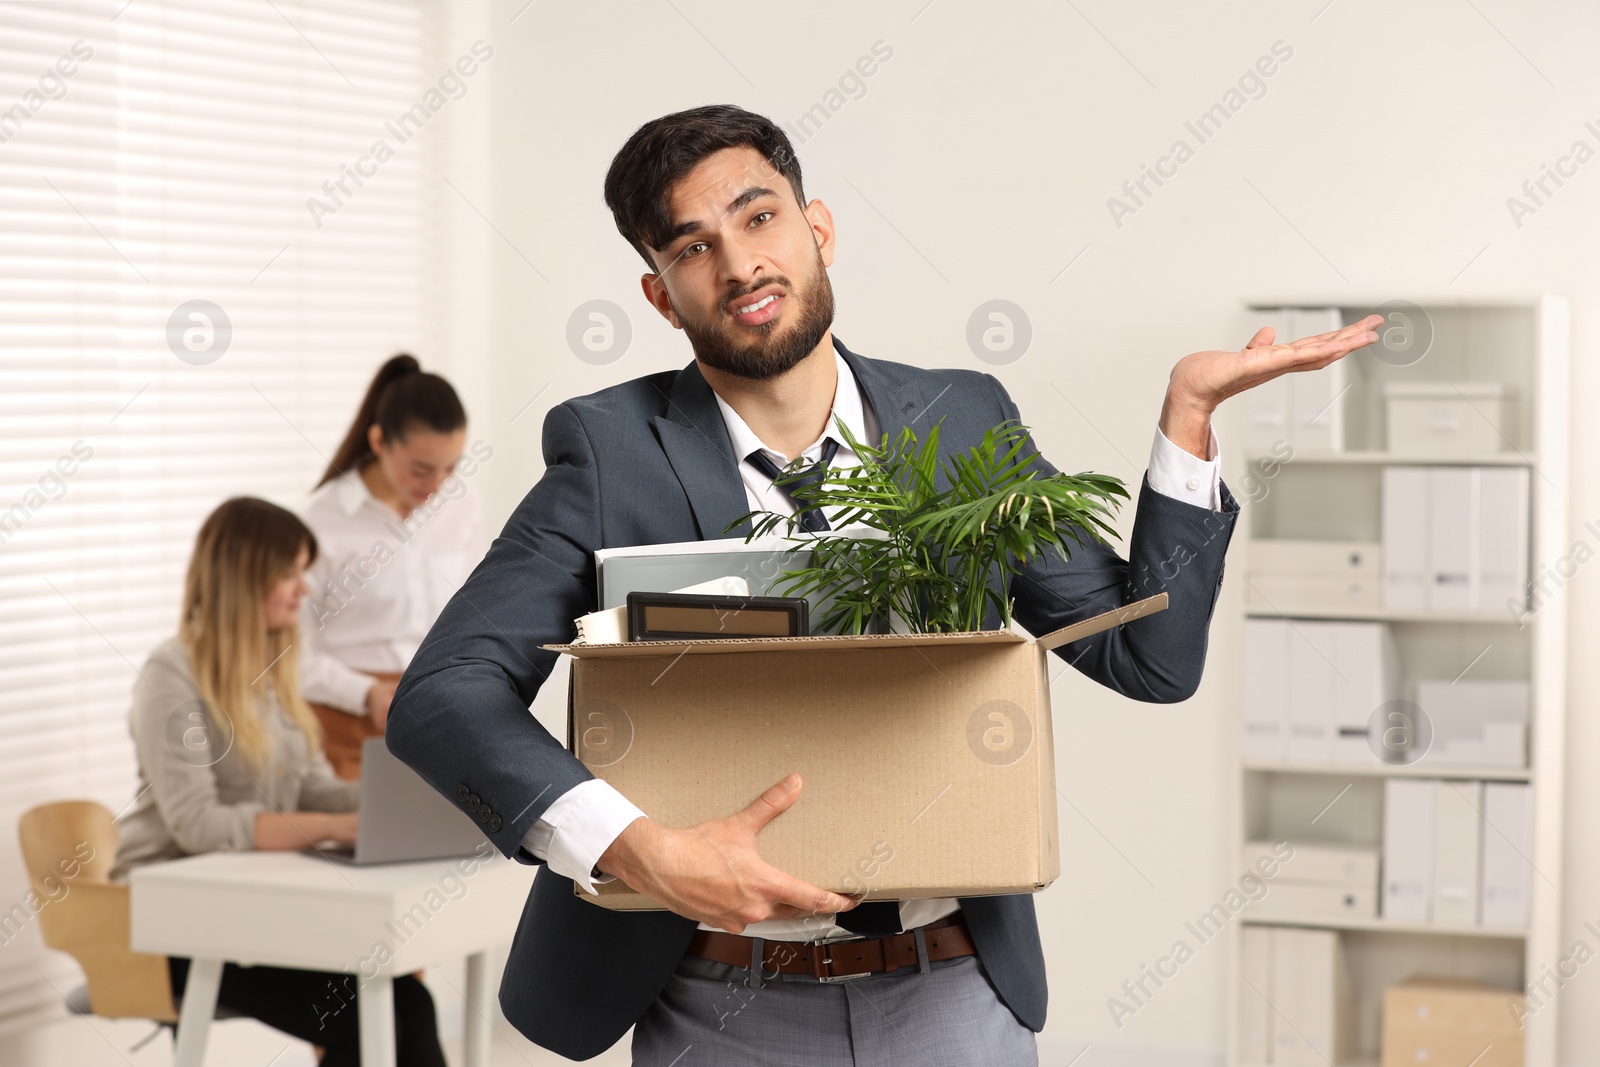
(387, 336), (1238, 1060)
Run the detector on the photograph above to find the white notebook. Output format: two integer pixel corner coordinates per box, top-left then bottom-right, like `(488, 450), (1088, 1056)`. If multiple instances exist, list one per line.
(573, 575), (749, 645)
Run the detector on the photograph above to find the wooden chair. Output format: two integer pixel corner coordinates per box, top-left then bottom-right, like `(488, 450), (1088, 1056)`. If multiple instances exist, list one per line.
(20, 799), (325, 1061)
(18, 800), (179, 1022)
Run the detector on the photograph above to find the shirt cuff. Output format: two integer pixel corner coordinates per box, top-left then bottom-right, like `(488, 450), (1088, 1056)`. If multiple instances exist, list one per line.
(1147, 425), (1222, 511)
(520, 778), (646, 894)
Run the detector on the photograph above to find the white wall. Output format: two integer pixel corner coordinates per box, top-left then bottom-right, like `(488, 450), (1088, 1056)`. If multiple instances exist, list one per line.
(455, 1), (1600, 1060)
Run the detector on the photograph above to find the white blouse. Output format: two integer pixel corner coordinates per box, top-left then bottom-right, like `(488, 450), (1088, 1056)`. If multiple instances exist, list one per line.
(298, 461), (487, 713)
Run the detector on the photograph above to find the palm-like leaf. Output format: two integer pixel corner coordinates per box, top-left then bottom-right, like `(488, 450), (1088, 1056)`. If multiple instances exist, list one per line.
(726, 416), (1129, 634)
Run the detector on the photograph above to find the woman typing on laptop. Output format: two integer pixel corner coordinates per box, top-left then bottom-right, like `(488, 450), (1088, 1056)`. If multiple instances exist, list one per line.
(110, 497), (447, 1067)
(298, 354), (485, 779)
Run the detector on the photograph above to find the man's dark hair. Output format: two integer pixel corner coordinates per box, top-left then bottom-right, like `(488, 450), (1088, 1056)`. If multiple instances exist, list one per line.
(603, 105), (806, 270)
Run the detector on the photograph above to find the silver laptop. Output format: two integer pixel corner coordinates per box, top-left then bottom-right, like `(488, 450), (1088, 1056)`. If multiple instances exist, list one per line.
(321, 737), (491, 864)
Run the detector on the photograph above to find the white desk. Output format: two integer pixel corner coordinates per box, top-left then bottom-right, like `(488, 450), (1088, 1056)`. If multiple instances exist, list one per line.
(130, 849), (535, 1067)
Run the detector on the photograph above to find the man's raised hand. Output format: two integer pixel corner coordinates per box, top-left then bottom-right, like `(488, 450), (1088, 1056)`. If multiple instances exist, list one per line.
(1159, 313), (1383, 458)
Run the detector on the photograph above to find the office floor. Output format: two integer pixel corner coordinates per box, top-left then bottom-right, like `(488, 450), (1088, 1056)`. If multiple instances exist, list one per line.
(0, 957), (1183, 1067)
(0, 956), (627, 1067)
(0, 1013), (1199, 1067)
(0, 1012), (635, 1066)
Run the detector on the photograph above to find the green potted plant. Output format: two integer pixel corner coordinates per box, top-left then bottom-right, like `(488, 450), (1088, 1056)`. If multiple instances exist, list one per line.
(731, 417), (1128, 635)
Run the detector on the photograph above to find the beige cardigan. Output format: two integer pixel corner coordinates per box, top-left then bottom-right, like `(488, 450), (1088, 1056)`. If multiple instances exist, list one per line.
(110, 636), (359, 881)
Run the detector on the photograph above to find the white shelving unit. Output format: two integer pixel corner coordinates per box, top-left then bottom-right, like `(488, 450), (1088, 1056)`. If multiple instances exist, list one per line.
(1242, 912), (1529, 940)
(1242, 760), (1533, 783)
(1225, 297), (1570, 1067)
(1243, 606), (1525, 624)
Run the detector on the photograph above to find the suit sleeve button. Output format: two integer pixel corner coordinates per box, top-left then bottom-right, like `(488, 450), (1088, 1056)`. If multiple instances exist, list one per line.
(488, 815), (502, 832)
(467, 794), (481, 811)
(457, 784), (470, 801)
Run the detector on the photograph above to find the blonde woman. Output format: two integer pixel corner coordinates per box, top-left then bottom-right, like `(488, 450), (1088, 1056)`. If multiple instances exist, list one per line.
(111, 497), (446, 1066)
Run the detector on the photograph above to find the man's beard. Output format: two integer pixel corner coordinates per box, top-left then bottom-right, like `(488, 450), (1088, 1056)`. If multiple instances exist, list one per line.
(677, 260), (835, 382)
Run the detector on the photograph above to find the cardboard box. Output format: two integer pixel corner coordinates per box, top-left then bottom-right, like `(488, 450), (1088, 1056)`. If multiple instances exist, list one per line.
(546, 594), (1168, 910)
(1383, 1030), (1521, 1067)
(1382, 977), (1524, 1067)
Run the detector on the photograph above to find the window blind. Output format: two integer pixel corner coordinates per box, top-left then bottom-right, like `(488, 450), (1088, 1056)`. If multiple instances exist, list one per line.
(0, 0), (439, 1030)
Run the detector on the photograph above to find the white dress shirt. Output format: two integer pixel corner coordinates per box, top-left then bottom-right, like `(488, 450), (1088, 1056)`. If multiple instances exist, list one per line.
(525, 350), (1223, 939)
(299, 467), (486, 713)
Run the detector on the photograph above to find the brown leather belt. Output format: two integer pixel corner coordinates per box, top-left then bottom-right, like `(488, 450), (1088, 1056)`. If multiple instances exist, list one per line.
(687, 914), (975, 982)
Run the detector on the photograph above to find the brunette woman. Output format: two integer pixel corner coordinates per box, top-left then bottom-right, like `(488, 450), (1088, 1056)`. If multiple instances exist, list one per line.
(299, 355), (487, 778)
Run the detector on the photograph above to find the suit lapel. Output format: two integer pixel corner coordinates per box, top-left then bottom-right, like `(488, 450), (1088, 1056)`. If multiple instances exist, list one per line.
(650, 361), (754, 540)
(835, 336), (929, 447)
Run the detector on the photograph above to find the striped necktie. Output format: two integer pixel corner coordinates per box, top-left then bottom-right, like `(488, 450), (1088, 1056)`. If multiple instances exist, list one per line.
(743, 437), (840, 532)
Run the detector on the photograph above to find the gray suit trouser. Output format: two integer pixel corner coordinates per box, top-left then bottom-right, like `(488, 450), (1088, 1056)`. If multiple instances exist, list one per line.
(631, 947), (1038, 1067)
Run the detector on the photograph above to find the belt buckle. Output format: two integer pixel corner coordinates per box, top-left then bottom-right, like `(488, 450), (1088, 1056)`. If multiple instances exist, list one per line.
(810, 933), (872, 983)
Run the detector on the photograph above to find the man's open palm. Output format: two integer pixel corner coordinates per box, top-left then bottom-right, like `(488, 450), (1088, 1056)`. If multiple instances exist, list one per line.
(1170, 313), (1383, 413)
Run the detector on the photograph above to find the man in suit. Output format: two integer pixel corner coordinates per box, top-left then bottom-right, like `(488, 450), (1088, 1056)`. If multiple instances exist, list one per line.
(387, 104), (1381, 1064)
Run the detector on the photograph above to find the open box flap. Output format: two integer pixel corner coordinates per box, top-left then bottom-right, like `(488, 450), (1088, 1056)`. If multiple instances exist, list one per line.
(1032, 592), (1168, 652)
